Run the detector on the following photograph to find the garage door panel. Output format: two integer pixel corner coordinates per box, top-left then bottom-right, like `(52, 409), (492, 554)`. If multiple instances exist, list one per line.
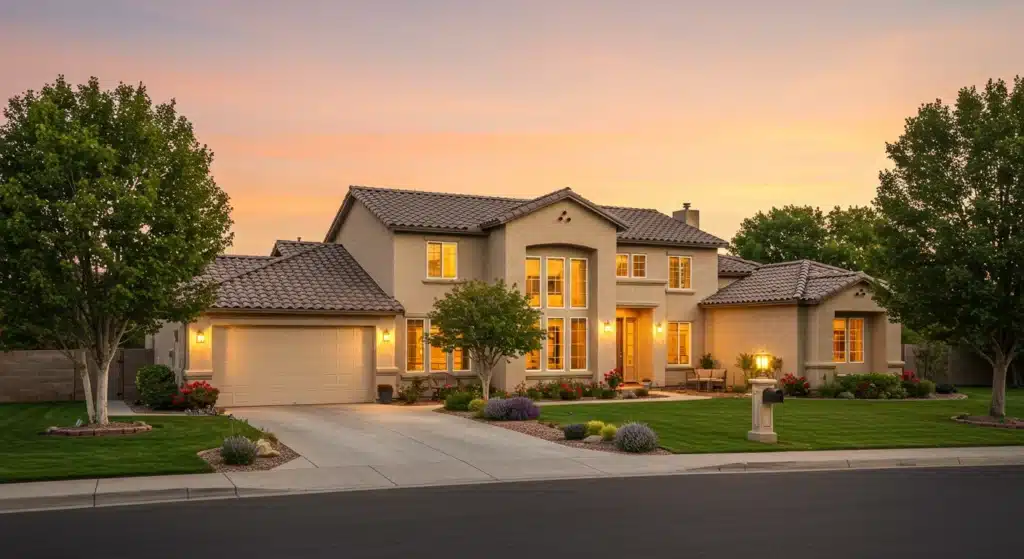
(213, 326), (373, 406)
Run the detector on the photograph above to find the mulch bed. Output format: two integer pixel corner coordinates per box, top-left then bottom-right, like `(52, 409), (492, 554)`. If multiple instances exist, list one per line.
(44, 421), (152, 436)
(198, 441), (301, 473)
(953, 415), (1024, 429)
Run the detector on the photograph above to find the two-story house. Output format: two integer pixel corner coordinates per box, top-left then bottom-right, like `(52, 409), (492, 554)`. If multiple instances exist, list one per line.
(151, 185), (902, 406)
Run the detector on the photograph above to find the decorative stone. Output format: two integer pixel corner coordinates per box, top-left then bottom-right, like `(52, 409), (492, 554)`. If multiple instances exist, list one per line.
(255, 438), (280, 457)
(583, 435), (602, 444)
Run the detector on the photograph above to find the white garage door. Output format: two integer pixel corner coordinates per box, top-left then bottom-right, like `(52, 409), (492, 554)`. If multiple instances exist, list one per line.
(213, 326), (373, 406)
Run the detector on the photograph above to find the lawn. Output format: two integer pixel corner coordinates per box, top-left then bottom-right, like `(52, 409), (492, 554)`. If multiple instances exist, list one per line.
(539, 387), (1024, 454)
(0, 402), (264, 483)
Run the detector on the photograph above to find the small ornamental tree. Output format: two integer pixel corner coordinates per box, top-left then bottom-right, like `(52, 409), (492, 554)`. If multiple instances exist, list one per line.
(873, 76), (1024, 419)
(427, 280), (544, 399)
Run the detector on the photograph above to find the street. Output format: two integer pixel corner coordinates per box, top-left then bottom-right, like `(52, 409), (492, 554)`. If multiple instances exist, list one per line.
(2, 466), (1021, 558)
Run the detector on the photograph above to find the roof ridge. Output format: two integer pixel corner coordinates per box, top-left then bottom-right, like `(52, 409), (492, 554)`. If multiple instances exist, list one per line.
(600, 204), (662, 212)
(216, 244), (323, 286)
(720, 254), (761, 265)
(217, 254), (274, 259)
(794, 260), (811, 299)
(350, 185), (526, 203)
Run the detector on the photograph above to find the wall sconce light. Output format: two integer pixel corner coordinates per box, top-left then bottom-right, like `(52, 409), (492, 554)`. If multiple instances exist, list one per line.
(382, 328), (391, 343)
(603, 321), (613, 334)
(754, 352), (771, 371)
(195, 331), (206, 344)
(655, 322), (664, 334)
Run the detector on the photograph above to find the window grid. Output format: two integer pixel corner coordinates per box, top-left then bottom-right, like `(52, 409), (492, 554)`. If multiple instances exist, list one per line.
(525, 257), (541, 308)
(667, 322), (691, 365)
(429, 324), (447, 372)
(849, 318), (865, 362)
(832, 319), (847, 362)
(631, 254), (647, 278)
(427, 241), (457, 279)
(546, 257), (565, 308)
(406, 319), (425, 372)
(570, 258), (588, 308)
(668, 256), (692, 289)
(616, 254), (630, 277)
(525, 318), (542, 371)
(547, 318), (564, 370)
(570, 318), (588, 370)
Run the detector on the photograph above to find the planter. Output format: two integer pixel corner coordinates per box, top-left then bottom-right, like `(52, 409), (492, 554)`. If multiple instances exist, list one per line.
(377, 385), (394, 404)
(641, 379), (653, 389)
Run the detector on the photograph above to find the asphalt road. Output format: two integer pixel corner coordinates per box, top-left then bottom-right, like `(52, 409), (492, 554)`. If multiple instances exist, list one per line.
(2, 466), (1022, 559)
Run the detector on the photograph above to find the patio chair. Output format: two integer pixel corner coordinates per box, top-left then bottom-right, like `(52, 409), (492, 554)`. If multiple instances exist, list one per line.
(707, 369), (727, 392)
(685, 369), (713, 391)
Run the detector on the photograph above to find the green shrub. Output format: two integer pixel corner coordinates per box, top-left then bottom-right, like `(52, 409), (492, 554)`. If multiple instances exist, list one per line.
(136, 365), (178, 410)
(526, 388), (542, 400)
(468, 398), (486, 412)
(886, 385), (907, 399)
(444, 391), (475, 411)
(731, 384), (748, 394)
(635, 387), (650, 398)
(221, 435), (258, 465)
(599, 389), (617, 399)
(936, 383), (957, 394)
(563, 423), (587, 440)
(816, 381), (842, 399)
(600, 423), (617, 441)
(399, 377), (427, 404)
(837, 373), (901, 399)
(586, 420), (605, 436)
(915, 379), (936, 398)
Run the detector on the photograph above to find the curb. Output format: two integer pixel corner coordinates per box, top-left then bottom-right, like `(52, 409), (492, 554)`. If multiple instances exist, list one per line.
(689, 455), (1024, 473)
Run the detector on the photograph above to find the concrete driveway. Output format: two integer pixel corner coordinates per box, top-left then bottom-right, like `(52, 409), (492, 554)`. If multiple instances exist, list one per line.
(230, 404), (589, 471)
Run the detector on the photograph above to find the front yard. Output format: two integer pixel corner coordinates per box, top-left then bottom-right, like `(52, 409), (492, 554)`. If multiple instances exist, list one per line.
(0, 402), (264, 483)
(539, 388), (1024, 453)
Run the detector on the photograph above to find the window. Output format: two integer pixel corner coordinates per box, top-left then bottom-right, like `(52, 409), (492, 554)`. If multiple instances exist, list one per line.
(547, 318), (564, 370)
(426, 241), (457, 279)
(406, 319), (425, 372)
(546, 257), (565, 308)
(570, 318), (588, 370)
(525, 257), (541, 308)
(833, 317), (865, 363)
(668, 256), (692, 289)
(429, 324), (447, 371)
(570, 258), (588, 308)
(525, 319), (542, 371)
(616, 254), (630, 277)
(667, 322), (691, 365)
(453, 346), (471, 372)
(631, 254), (647, 278)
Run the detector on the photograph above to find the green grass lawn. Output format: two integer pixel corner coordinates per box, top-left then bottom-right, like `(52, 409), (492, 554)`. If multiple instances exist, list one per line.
(0, 402), (264, 483)
(539, 388), (1024, 454)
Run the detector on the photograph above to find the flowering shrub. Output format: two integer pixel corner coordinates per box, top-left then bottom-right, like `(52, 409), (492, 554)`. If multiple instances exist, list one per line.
(434, 384), (458, 401)
(837, 373), (901, 399)
(779, 374), (811, 397)
(558, 382), (583, 400)
(172, 381), (219, 410)
(614, 422), (659, 453)
(604, 368), (624, 389)
(483, 398), (511, 420)
(504, 397), (541, 420)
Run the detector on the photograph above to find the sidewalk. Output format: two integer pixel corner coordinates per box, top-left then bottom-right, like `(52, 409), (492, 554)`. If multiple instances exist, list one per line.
(3, 445), (1023, 514)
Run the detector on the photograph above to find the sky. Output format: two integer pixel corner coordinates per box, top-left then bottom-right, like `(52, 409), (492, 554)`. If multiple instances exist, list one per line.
(1, 0), (1022, 255)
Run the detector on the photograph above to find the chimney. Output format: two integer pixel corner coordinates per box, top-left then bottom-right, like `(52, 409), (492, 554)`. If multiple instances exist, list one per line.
(672, 202), (700, 229)
(297, 236), (302, 242)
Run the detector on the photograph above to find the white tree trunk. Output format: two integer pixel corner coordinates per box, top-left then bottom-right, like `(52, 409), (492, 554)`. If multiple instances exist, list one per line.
(90, 350), (115, 425)
(74, 350), (96, 423)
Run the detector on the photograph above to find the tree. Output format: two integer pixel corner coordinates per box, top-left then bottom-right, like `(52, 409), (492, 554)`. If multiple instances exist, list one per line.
(873, 76), (1024, 419)
(427, 280), (544, 399)
(823, 205), (881, 274)
(0, 76), (233, 423)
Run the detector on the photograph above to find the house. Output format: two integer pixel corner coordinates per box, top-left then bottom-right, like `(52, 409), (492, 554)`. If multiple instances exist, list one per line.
(150, 186), (902, 406)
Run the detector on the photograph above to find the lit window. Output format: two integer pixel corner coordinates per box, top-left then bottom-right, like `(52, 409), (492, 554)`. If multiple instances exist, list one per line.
(427, 241), (457, 279)
(616, 254), (629, 277)
(406, 319), (424, 372)
(832, 319), (847, 362)
(570, 258), (587, 308)
(570, 318), (588, 370)
(849, 318), (865, 362)
(525, 319), (542, 371)
(429, 323), (447, 371)
(667, 322), (691, 365)
(632, 254), (647, 278)
(547, 318), (564, 370)
(525, 257), (541, 308)
(453, 345), (470, 372)
(668, 256), (692, 289)
(546, 258), (564, 308)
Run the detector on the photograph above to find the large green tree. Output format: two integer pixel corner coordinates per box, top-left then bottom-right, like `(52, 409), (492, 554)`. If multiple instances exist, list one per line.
(0, 76), (233, 423)
(873, 76), (1024, 419)
(427, 280), (544, 399)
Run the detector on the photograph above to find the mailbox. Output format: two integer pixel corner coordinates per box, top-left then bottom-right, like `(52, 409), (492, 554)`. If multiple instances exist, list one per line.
(762, 389), (784, 404)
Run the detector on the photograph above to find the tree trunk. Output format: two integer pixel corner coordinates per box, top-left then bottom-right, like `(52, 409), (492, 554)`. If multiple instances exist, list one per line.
(478, 371), (492, 401)
(74, 350), (96, 423)
(990, 355), (1010, 419)
(90, 350), (116, 425)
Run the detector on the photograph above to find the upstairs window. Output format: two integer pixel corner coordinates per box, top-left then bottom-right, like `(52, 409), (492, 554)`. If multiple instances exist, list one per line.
(525, 257), (541, 308)
(668, 256), (692, 289)
(570, 258), (588, 308)
(427, 241), (457, 279)
(616, 254), (630, 277)
(546, 257), (565, 308)
(631, 254), (647, 278)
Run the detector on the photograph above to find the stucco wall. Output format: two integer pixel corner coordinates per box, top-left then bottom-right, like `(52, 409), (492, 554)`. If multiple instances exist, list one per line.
(704, 305), (801, 387)
(333, 199), (396, 296)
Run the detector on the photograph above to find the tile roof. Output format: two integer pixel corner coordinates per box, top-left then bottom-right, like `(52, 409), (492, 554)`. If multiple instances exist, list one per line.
(718, 254), (762, 277)
(701, 259), (867, 306)
(332, 185), (727, 248)
(206, 242), (403, 314)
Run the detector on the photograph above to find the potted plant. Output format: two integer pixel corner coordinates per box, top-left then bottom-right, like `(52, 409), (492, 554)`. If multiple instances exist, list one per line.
(641, 378), (653, 389)
(377, 384), (394, 404)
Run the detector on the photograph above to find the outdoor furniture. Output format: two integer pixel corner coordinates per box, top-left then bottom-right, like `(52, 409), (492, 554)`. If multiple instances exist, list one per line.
(686, 369), (715, 391)
(707, 369), (727, 392)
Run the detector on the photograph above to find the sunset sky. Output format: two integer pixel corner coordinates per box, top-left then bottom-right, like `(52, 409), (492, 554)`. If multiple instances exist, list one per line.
(2, 0), (1022, 255)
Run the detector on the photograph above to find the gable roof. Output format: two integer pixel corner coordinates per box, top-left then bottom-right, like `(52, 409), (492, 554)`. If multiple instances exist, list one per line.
(701, 259), (868, 307)
(325, 185), (727, 248)
(718, 254), (762, 277)
(204, 241), (403, 314)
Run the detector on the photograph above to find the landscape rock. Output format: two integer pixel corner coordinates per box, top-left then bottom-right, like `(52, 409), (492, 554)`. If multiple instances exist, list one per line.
(583, 435), (602, 444)
(255, 438), (280, 457)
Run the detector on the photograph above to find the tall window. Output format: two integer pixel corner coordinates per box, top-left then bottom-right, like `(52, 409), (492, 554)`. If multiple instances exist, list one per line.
(406, 319), (425, 372)
(570, 258), (588, 308)
(667, 322), (691, 365)
(631, 254), (647, 278)
(570, 318), (588, 370)
(616, 253), (630, 277)
(429, 324), (447, 371)
(546, 257), (565, 308)
(453, 346), (470, 372)
(547, 318), (564, 370)
(525, 257), (541, 308)
(427, 241), (457, 279)
(833, 317), (865, 363)
(525, 319), (542, 371)
(668, 256), (692, 289)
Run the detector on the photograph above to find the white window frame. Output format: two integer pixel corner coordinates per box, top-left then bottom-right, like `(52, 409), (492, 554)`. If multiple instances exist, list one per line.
(833, 317), (865, 364)
(452, 344), (471, 372)
(426, 321), (449, 373)
(406, 318), (426, 372)
(426, 241), (458, 279)
(666, 321), (692, 366)
(525, 256), (542, 309)
(545, 257), (566, 309)
(615, 253), (630, 278)
(668, 255), (692, 290)
(631, 254), (647, 278)
(525, 317), (544, 372)
(569, 257), (588, 309)
(546, 317), (565, 371)
(569, 317), (589, 371)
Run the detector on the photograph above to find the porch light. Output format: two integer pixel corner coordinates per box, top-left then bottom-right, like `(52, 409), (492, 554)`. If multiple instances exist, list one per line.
(603, 321), (613, 334)
(655, 322), (664, 334)
(195, 331), (206, 344)
(382, 328), (391, 343)
(754, 352), (771, 371)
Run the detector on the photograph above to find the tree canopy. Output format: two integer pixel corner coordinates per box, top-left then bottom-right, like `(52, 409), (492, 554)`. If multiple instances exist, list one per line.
(0, 76), (233, 423)
(873, 76), (1024, 418)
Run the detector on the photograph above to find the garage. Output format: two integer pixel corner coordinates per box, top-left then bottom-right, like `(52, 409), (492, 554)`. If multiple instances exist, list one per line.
(212, 326), (374, 406)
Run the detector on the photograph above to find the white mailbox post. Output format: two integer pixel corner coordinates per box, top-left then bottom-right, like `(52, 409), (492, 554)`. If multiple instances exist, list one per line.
(747, 377), (780, 443)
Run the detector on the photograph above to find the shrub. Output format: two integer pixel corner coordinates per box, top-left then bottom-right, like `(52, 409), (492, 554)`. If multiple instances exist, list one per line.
(586, 420), (605, 435)
(837, 373), (900, 399)
(599, 389), (617, 400)
(614, 422), (659, 453)
(780, 373), (811, 397)
(600, 423), (617, 441)
(563, 423), (587, 440)
(698, 353), (716, 369)
(915, 379), (936, 398)
(172, 380), (220, 410)
(816, 381), (842, 399)
(731, 384), (748, 394)
(635, 387), (650, 398)
(886, 385), (908, 400)
(559, 385), (580, 400)
(221, 435), (258, 465)
(504, 396), (541, 421)
(581, 382), (599, 398)
(537, 381), (560, 400)
(526, 388), (542, 400)
(513, 381), (529, 397)
(603, 368), (623, 389)
(936, 383), (957, 394)
(837, 391), (855, 399)
(468, 398), (486, 412)
(483, 398), (511, 420)
(444, 391), (475, 411)
(399, 377), (427, 404)
(434, 384), (458, 402)
(136, 365), (178, 409)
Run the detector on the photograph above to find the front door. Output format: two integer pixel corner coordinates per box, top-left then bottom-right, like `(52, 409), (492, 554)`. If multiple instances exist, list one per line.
(616, 317), (638, 383)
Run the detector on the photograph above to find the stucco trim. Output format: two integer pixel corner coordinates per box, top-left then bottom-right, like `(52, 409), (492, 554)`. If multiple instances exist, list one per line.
(526, 373), (593, 381)
(617, 278), (667, 286)
(422, 278), (466, 285)
(616, 301), (660, 308)
(666, 288), (697, 295)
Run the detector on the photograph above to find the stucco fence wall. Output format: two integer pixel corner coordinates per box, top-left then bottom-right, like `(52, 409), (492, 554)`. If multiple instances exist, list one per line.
(0, 348), (153, 403)
(902, 344), (1024, 387)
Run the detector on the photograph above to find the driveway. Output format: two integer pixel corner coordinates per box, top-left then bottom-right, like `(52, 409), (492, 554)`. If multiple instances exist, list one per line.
(230, 404), (589, 469)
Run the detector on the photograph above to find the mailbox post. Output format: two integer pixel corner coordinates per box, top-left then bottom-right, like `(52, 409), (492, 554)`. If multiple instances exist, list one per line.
(748, 377), (782, 443)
